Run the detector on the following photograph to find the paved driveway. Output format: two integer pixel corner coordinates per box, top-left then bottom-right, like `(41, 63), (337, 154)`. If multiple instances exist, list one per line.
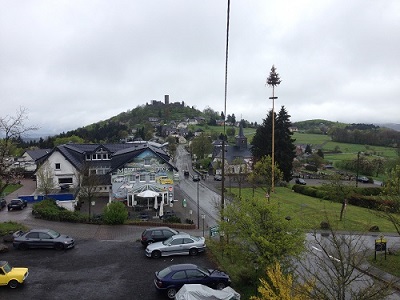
(0, 239), (213, 300)
(1, 179), (218, 299)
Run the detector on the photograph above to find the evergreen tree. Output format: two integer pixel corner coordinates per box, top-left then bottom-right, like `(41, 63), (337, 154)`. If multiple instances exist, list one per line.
(251, 106), (296, 182)
(251, 110), (273, 160)
(275, 106), (296, 182)
(305, 144), (312, 154)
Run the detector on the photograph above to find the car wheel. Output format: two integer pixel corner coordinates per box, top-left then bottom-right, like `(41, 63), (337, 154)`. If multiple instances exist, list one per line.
(167, 287), (177, 299)
(216, 282), (226, 290)
(18, 243), (29, 251)
(189, 248), (198, 256)
(151, 250), (161, 259)
(54, 243), (64, 251)
(8, 280), (19, 289)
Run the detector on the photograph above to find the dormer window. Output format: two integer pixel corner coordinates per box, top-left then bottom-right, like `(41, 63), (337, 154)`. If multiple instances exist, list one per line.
(88, 149), (111, 161)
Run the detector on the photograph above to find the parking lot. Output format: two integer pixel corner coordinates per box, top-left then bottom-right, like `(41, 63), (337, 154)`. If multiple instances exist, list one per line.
(0, 238), (214, 299)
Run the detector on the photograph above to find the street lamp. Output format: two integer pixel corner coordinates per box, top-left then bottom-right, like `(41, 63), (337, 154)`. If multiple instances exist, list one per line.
(197, 180), (200, 229)
(201, 214), (206, 236)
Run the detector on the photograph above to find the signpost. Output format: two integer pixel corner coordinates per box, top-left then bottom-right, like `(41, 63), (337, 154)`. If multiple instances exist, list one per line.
(210, 225), (219, 237)
(374, 235), (387, 260)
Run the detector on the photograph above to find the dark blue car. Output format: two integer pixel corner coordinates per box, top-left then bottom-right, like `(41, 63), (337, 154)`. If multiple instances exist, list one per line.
(154, 263), (231, 299)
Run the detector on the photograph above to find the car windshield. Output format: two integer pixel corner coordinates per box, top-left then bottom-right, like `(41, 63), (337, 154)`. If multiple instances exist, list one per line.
(3, 262), (12, 273)
(47, 229), (61, 238)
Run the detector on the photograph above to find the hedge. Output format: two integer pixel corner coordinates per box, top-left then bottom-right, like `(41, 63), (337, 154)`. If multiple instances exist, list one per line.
(33, 199), (88, 223)
(292, 185), (393, 211)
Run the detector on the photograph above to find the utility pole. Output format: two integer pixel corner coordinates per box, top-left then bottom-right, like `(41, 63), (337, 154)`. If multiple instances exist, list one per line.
(266, 65), (281, 193)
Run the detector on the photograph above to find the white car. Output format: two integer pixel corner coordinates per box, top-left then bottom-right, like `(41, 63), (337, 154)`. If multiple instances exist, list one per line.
(145, 233), (206, 258)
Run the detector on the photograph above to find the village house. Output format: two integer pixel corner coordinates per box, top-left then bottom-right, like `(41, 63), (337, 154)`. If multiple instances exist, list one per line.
(35, 141), (177, 212)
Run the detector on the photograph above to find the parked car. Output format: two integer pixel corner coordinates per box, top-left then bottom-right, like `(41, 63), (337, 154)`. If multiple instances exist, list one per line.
(154, 263), (231, 299)
(160, 210), (176, 220)
(140, 226), (179, 246)
(192, 174), (200, 182)
(295, 178), (306, 185)
(357, 176), (370, 183)
(0, 261), (29, 289)
(13, 229), (75, 250)
(214, 175), (222, 181)
(7, 199), (27, 211)
(183, 170), (190, 177)
(158, 176), (174, 185)
(145, 233), (206, 259)
(0, 198), (6, 211)
(138, 212), (150, 221)
(175, 284), (240, 300)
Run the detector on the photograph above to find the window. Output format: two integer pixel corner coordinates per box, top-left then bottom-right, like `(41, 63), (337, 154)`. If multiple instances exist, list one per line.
(144, 158), (151, 166)
(170, 238), (184, 245)
(59, 178), (73, 184)
(39, 232), (51, 239)
(127, 175), (135, 183)
(149, 173), (155, 182)
(171, 271), (187, 280)
(26, 232), (39, 239)
(55, 163), (61, 170)
(186, 269), (205, 279)
(139, 174), (146, 182)
(85, 154), (91, 160)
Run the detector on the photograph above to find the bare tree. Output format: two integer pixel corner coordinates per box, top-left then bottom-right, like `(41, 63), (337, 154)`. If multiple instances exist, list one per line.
(321, 173), (353, 221)
(76, 164), (103, 220)
(36, 161), (56, 197)
(0, 107), (38, 194)
(295, 227), (396, 300)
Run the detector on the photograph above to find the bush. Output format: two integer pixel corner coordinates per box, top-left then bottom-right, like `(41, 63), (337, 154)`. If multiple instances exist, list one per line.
(369, 225), (380, 232)
(102, 201), (129, 225)
(32, 199), (87, 222)
(163, 216), (181, 223)
(320, 221), (330, 230)
(0, 221), (27, 236)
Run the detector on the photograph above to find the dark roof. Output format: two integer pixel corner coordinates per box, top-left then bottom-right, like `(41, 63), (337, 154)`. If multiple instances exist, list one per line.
(45, 142), (176, 173)
(25, 149), (51, 161)
(111, 143), (176, 172)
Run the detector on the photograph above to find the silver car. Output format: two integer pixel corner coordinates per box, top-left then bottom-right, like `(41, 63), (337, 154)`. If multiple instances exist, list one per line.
(13, 229), (75, 250)
(145, 233), (206, 258)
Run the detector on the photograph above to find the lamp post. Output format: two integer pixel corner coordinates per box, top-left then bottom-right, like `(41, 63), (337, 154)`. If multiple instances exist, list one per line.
(356, 151), (360, 188)
(201, 214), (206, 236)
(197, 180), (200, 229)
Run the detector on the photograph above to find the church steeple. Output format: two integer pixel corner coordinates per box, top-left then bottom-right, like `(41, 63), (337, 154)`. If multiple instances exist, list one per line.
(235, 123), (247, 150)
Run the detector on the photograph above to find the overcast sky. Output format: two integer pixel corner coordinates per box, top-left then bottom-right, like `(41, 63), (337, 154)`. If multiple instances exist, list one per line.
(1, 0), (399, 136)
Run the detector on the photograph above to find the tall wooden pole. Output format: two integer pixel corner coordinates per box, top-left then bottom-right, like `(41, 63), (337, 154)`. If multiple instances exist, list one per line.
(270, 93), (277, 193)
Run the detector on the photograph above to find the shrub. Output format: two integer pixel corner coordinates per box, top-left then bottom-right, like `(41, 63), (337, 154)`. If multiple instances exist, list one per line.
(163, 216), (181, 223)
(320, 221), (330, 230)
(369, 225), (380, 232)
(102, 201), (129, 225)
(0, 221), (27, 236)
(32, 199), (87, 222)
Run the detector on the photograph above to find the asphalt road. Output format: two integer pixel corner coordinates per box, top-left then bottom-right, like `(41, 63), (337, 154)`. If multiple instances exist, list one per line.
(0, 238), (213, 300)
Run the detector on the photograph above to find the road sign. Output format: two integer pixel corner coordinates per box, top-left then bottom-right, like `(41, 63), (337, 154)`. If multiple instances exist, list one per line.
(210, 225), (219, 237)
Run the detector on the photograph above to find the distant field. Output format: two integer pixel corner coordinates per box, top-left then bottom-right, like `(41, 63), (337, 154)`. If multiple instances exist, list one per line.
(293, 132), (398, 160)
(293, 132), (331, 145)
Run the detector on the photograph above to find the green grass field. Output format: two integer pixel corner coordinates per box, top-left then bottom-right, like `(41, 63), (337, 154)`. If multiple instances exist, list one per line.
(230, 186), (398, 233)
